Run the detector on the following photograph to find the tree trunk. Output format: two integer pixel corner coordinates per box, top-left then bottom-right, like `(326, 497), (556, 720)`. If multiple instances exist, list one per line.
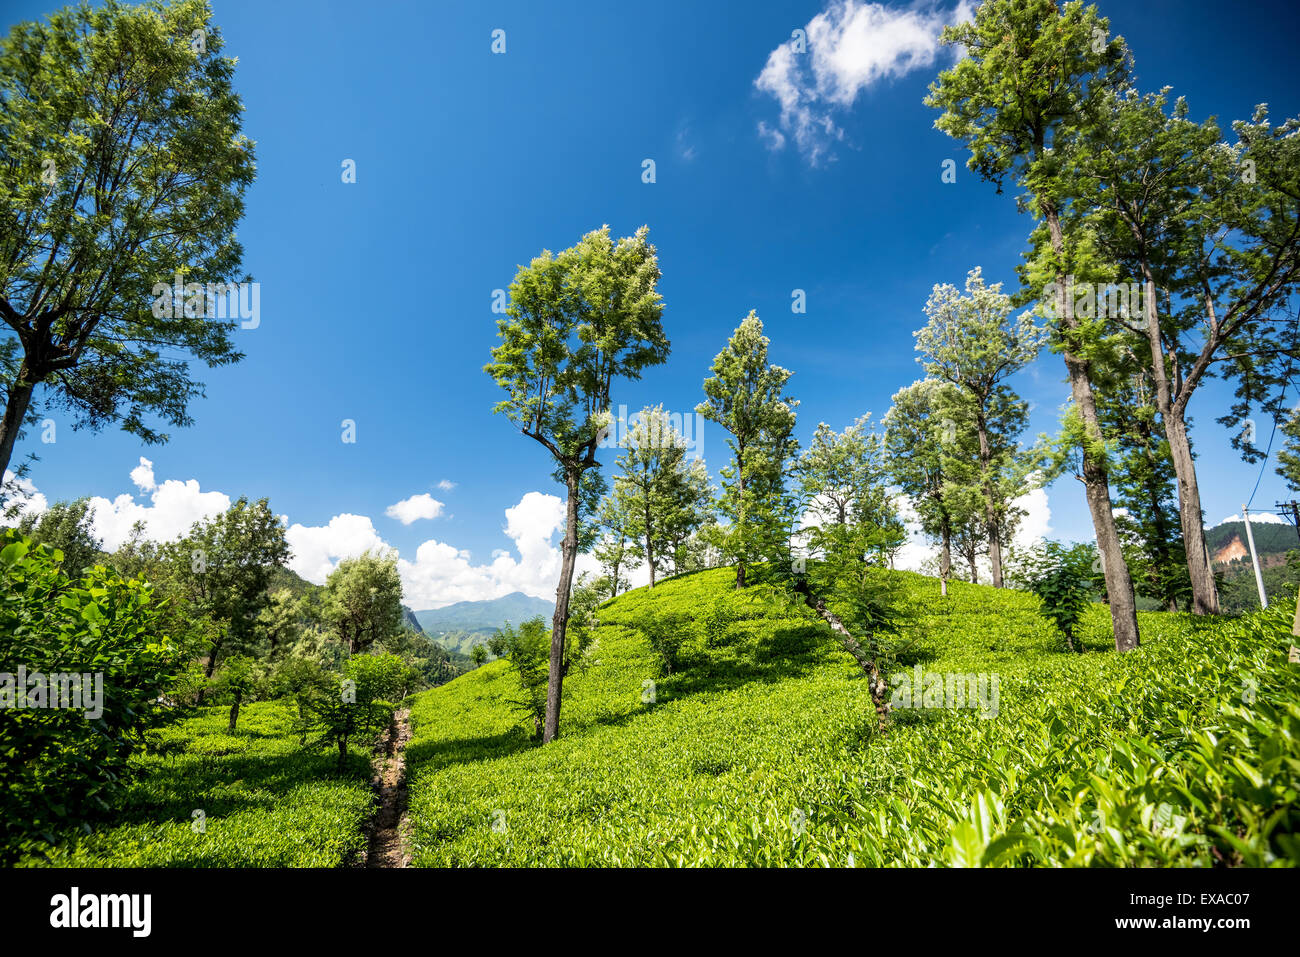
(1165, 415), (1218, 614)
(228, 697), (240, 732)
(939, 511), (952, 598)
(544, 467), (582, 743)
(735, 439), (746, 589)
(1136, 265), (1220, 615)
(0, 368), (36, 483)
(976, 411), (1004, 587)
(1045, 204), (1140, 652)
(644, 502), (656, 588)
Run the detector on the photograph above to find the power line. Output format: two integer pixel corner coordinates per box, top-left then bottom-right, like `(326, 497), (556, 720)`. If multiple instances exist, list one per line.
(1245, 301), (1300, 511)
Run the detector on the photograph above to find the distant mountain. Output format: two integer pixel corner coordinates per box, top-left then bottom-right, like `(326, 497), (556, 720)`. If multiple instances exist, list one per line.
(414, 592), (554, 635)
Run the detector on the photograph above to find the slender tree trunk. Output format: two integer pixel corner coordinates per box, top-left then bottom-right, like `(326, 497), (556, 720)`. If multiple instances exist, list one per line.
(0, 370), (37, 485)
(939, 510), (952, 598)
(544, 467), (582, 743)
(1045, 204), (1140, 651)
(1136, 266), (1220, 615)
(735, 439), (746, 589)
(975, 410), (1003, 587)
(1165, 415), (1219, 614)
(968, 552), (978, 584)
(644, 501), (656, 588)
(228, 696), (240, 732)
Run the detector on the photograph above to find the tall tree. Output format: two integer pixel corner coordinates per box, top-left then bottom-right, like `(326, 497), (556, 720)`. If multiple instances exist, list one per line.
(326, 551), (403, 656)
(0, 0), (255, 480)
(1095, 353), (1192, 612)
(696, 312), (798, 588)
(914, 267), (1044, 586)
(883, 380), (980, 596)
(591, 490), (640, 598)
(927, 0), (1142, 650)
(612, 406), (693, 588)
(168, 497), (288, 679)
(485, 225), (667, 742)
(1066, 88), (1300, 613)
(798, 415), (903, 566)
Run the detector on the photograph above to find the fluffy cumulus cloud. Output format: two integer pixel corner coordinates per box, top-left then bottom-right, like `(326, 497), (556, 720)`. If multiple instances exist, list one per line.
(755, 0), (973, 164)
(87, 457), (231, 551)
(384, 492), (445, 525)
(396, 491), (607, 608)
(11, 461), (648, 610)
(286, 513), (394, 584)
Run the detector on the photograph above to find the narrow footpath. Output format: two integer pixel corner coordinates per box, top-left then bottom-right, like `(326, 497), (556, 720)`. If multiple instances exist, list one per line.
(363, 707), (412, 868)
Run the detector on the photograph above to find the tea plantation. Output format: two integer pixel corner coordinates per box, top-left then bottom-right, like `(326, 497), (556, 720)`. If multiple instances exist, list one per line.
(21, 701), (374, 867)
(20, 566), (1298, 867)
(403, 567), (1300, 866)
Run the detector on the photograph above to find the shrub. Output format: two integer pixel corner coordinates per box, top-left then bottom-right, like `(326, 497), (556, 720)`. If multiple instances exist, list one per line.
(0, 530), (185, 863)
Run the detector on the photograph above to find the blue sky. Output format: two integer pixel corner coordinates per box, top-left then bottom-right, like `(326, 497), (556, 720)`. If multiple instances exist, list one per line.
(7, 0), (1300, 607)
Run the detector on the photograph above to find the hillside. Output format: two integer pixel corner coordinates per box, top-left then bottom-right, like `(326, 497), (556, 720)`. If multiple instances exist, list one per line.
(1207, 519), (1299, 565)
(402, 566), (1300, 866)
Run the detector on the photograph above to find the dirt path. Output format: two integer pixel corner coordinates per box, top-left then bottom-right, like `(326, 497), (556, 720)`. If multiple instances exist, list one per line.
(364, 707), (412, 868)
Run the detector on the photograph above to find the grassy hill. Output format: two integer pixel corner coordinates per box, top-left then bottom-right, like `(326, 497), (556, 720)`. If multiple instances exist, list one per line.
(404, 565), (1300, 866)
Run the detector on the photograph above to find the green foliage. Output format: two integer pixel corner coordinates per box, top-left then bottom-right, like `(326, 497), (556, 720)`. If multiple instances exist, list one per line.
(325, 551), (403, 655)
(494, 616), (551, 737)
(13, 498), (102, 576)
(1012, 541), (1098, 647)
(0, 530), (185, 863)
(21, 702), (373, 867)
(0, 0), (256, 476)
(697, 312), (799, 586)
(165, 497), (289, 674)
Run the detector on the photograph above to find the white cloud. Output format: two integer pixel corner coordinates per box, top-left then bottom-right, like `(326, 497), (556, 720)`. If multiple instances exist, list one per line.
(130, 457), (156, 493)
(385, 492), (445, 525)
(286, 513), (394, 584)
(88, 474), (230, 552)
(755, 0), (973, 164)
(436, 479), (457, 492)
(2, 470), (48, 519)
(1217, 511), (1286, 526)
(12, 460), (605, 609)
(398, 490), (604, 608)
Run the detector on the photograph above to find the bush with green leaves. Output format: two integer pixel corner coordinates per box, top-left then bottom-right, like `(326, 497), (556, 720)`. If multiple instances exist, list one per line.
(0, 530), (185, 863)
(1011, 541), (1098, 650)
(494, 616), (551, 737)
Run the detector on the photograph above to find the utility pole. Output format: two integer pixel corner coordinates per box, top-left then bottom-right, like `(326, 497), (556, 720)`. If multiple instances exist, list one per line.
(1242, 504), (1269, 609)
(1277, 500), (1300, 545)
